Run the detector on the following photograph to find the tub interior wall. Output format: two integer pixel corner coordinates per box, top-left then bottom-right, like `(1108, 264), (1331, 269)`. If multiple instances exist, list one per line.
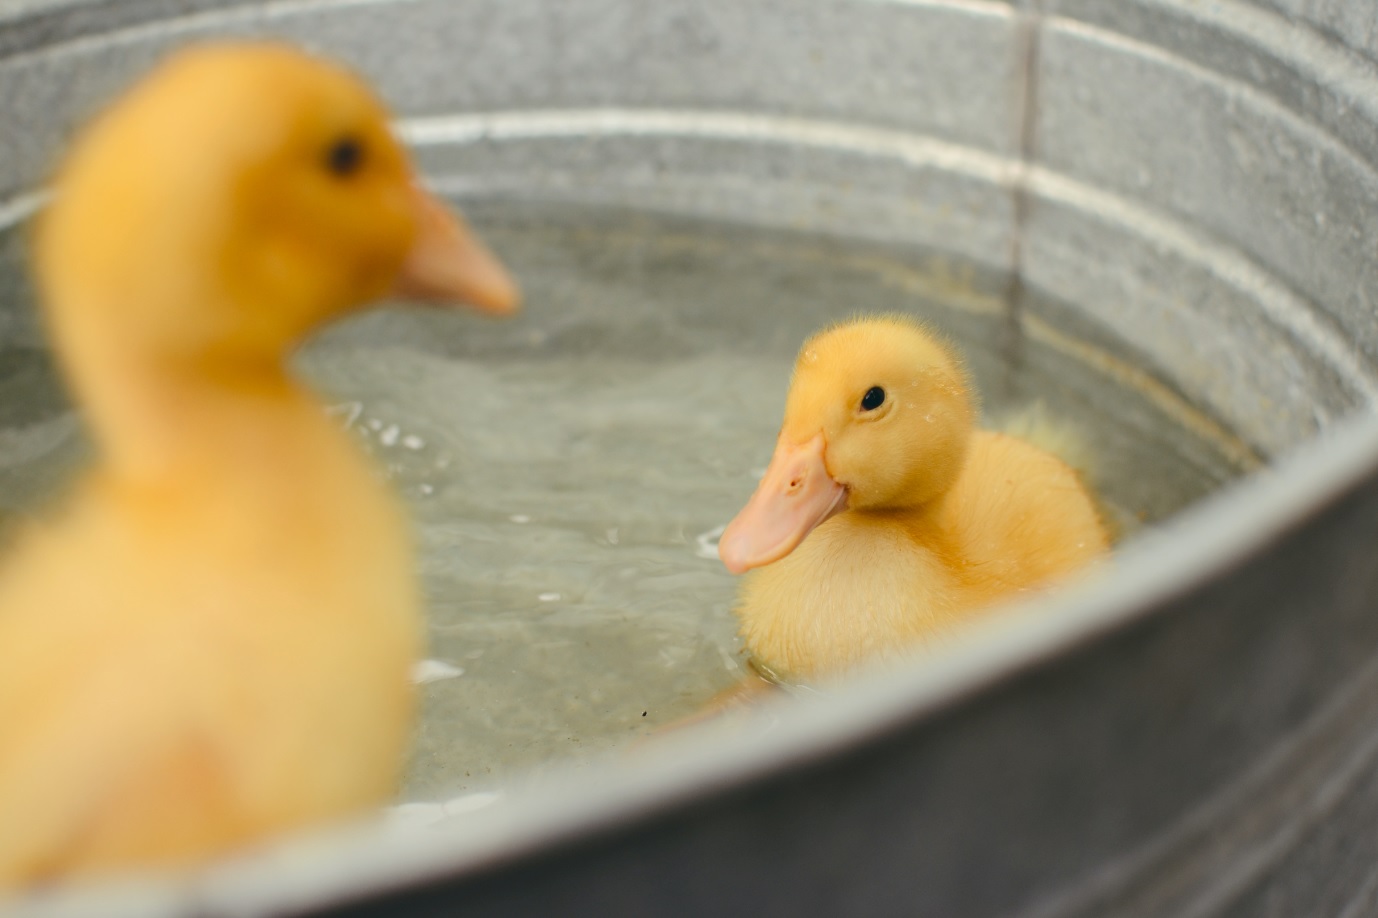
(1, 0), (1377, 457)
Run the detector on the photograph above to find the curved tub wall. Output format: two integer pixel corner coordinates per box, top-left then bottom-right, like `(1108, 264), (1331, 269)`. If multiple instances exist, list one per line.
(2, 1), (1378, 916)
(2, 0), (1377, 450)
(1030, 1), (1378, 448)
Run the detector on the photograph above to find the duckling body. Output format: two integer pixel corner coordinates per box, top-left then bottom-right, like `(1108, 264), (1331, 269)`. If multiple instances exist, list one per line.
(0, 44), (517, 885)
(721, 317), (1106, 681)
(0, 384), (414, 877)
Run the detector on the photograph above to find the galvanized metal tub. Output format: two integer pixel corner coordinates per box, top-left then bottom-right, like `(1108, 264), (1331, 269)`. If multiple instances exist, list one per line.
(3, 0), (1378, 914)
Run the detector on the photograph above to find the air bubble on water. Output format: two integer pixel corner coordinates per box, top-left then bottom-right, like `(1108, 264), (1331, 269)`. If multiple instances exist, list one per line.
(412, 659), (464, 684)
(384, 802), (446, 830)
(384, 791), (502, 829)
(442, 791), (503, 816)
(324, 401), (363, 428)
(695, 524), (727, 559)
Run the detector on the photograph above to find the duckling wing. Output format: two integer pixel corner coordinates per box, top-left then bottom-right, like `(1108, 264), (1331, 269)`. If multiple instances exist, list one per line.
(943, 430), (1108, 594)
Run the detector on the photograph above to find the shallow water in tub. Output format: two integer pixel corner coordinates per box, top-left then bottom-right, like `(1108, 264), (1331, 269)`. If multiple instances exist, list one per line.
(0, 202), (1255, 802)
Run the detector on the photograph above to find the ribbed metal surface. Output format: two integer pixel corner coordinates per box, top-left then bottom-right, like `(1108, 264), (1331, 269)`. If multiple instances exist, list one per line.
(2, 1), (1378, 914)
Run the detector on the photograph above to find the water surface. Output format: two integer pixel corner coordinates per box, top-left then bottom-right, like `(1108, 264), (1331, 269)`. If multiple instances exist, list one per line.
(0, 202), (1255, 802)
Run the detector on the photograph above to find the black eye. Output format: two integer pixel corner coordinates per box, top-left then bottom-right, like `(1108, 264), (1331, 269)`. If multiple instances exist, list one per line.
(325, 136), (365, 176)
(861, 386), (886, 411)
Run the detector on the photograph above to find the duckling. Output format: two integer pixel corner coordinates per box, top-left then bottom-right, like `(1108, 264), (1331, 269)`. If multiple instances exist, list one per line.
(718, 316), (1107, 681)
(0, 43), (518, 886)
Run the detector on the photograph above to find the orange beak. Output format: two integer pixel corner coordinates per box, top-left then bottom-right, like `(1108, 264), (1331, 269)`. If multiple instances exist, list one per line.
(718, 433), (848, 575)
(392, 184), (521, 315)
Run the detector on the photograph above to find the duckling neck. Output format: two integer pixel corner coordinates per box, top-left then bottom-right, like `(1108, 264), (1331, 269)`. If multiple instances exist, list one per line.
(850, 491), (949, 532)
(68, 348), (325, 484)
(843, 494), (964, 574)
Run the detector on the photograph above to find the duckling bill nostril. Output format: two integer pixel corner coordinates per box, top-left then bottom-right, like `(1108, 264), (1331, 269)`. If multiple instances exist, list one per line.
(718, 432), (846, 574)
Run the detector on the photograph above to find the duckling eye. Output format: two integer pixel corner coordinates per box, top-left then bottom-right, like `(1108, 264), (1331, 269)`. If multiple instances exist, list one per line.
(861, 386), (886, 411)
(324, 136), (365, 177)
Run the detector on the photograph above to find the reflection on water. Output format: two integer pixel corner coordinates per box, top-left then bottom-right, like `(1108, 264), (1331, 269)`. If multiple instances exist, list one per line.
(0, 202), (1254, 803)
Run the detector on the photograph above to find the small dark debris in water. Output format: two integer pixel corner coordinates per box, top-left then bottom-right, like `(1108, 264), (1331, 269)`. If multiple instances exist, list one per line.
(642, 711), (648, 717)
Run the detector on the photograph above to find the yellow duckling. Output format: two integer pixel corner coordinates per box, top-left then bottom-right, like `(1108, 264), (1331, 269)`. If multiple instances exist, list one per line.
(0, 43), (518, 886)
(718, 316), (1107, 681)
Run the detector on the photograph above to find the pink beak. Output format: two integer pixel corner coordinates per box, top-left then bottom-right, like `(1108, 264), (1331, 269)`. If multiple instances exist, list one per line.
(718, 433), (848, 575)
(392, 184), (521, 315)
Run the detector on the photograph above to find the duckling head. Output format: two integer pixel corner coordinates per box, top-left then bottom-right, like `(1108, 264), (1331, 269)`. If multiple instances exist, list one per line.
(36, 42), (518, 379)
(719, 316), (975, 574)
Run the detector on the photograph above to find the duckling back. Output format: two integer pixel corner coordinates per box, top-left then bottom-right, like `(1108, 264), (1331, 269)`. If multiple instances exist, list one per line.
(936, 429), (1108, 604)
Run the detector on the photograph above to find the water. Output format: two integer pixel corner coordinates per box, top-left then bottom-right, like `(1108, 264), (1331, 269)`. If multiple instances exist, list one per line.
(0, 202), (1255, 803)
(304, 346), (761, 798)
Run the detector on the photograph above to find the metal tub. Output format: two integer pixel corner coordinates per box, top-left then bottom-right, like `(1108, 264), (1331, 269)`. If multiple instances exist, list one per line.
(2, 0), (1378, 914)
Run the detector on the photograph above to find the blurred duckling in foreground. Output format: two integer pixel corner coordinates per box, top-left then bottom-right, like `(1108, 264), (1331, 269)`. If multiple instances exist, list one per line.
(0, 43), (518, 887)
(718, 316), (1107, 682)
